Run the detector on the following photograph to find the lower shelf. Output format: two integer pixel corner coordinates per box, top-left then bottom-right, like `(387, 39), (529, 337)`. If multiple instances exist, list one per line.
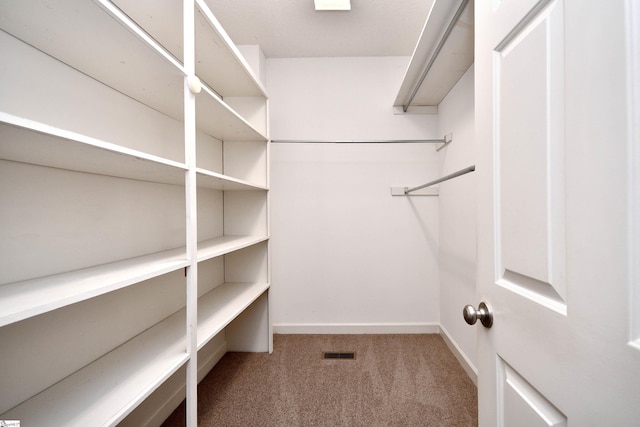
(1, 281), (270, 426)
(1, 308), (188, 426)
(198, 281), (270, 350)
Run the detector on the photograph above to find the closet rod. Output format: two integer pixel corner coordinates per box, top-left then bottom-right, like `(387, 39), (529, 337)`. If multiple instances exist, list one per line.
(402, 0), (471, 112)
(405, 165), (475, 194)
(271, 139), (446, 144)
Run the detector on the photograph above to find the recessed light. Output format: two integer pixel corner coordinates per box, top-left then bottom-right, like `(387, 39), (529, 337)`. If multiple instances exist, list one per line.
(314, 0), (351, 11)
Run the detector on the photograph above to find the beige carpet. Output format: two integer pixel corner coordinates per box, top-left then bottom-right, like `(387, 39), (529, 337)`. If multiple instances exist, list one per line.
(162, 334), (477, 426)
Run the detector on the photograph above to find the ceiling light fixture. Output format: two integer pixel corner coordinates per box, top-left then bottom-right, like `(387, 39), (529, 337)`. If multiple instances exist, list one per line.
(314, 0), (351, 11)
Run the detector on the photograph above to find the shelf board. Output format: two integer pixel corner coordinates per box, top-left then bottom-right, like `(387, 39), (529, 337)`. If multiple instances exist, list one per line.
(196, 168), (268, 191)
(394, 0), (474, 107)
(195, 0), (267, 98)
(0, 248), (188, 328)
(0, 0), (185, 120)
(1, 309), (188, 426)
(197, 282), (270, 350)
(2, 282), (269, 424)
(109, 0), (184, 67)
(106, 0), (266, 98)
(196, 86), (268, 142)
(197, 236), (269, 263)
(0, 113), (187, 185)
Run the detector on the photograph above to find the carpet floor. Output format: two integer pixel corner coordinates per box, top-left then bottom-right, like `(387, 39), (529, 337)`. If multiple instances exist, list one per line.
(162, 334), (477, 426)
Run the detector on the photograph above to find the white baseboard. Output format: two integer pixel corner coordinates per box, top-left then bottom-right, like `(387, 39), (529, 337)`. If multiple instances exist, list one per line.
(197, 340), (228, 382)
(273, 322), (440, 335)
(439, 324), (478, 385)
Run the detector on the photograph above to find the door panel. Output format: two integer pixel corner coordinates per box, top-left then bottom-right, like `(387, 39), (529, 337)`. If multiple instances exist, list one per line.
(499, 358), (567, 427)
(494, 0), (566, 312)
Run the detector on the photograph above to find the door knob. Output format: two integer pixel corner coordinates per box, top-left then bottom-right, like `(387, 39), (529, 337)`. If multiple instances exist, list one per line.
(463, 302), (493, 328)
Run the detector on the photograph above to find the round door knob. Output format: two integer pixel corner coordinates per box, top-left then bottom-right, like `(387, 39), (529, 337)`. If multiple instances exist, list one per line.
(463, 302), (493, 328)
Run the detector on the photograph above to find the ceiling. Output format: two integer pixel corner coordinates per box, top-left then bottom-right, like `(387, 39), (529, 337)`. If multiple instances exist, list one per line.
(204, 0), (435, 58)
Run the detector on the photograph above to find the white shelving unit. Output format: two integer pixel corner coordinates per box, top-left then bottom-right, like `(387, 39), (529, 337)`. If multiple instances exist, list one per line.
(0, 0), (270, 426)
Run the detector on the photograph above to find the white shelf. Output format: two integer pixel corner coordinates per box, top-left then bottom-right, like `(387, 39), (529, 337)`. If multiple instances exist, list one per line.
(1, 282), (269, 424)
(0, 248), (188, 328)
(197, 282), (270, 350)
(109, 0), (184, 66)
(197, 236), (269, 263)
(1, 309), (189, 426)
(106, 0), (267, 98)
(0, 0), (185, 120)
(0, 113), (187, 185)
(196, 86), (268, 142)
(394, 0), (474, 107)
(196, 168), (268, 191)
(0, 234), (269, 327)
(195, 0), (267, 98)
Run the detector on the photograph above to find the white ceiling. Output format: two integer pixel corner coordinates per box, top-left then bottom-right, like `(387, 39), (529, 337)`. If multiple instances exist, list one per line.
(204, 0), (434, 58)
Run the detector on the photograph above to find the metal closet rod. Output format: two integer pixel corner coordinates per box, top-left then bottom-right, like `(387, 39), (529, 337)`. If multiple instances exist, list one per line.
(402, 0), (471, 112)
(405, 165), (475, 194)
(271, 138), (446, 144)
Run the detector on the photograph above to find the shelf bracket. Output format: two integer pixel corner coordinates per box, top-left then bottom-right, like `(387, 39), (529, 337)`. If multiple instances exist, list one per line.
(436, 133), (453, 151)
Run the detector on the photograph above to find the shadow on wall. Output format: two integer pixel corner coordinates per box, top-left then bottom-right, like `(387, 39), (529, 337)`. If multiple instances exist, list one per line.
(406, 196), (439, 256)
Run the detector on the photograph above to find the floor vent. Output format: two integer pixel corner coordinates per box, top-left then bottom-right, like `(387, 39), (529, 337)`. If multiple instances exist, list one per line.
(323, 352), (356, 360)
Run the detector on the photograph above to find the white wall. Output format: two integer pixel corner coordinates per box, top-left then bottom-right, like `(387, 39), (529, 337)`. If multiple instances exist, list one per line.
(437, 65), (477, 381)
(268, 57), (442, 333)
(268, 57), (435, 141)
(237, 45), (266, 87)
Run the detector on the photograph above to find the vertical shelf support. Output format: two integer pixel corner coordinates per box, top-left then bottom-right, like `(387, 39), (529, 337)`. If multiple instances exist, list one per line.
(184, 1), (198, 426)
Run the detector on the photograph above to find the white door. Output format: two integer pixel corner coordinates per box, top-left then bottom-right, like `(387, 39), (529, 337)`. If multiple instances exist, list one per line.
(474, 0), (640, 425)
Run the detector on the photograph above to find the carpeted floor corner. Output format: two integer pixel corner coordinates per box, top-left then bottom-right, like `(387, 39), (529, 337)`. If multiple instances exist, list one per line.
(162, 334), (477, 426)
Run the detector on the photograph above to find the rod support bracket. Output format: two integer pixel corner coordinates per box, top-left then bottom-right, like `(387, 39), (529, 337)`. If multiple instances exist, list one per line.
(436, 133), (453, 152)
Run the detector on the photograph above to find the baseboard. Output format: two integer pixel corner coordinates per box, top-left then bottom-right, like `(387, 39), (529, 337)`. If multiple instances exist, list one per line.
(439, 324), (478, 386)
(197, 340), (228, 382)
(273, 323), (440, 335)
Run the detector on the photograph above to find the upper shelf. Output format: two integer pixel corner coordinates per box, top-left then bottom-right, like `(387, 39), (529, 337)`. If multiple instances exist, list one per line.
(0, 113), (187, 186)
(196, 0), (268, 98)
(394, 0), (474, 109)
(109, 0), (267, 98)
(0, 0), (185, 121)
(196, 86), (268, 142)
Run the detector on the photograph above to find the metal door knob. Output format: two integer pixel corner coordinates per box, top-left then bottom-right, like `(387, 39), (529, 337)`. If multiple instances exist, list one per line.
(463, 302), (493, 328)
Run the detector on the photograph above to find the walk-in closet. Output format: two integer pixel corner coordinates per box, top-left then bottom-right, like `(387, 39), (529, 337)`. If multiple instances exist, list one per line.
(1, 0), (639, 426)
